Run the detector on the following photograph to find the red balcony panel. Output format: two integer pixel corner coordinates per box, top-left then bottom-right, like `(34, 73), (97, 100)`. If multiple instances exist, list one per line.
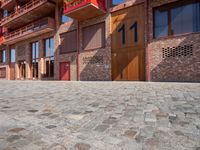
(3, 17), (55, 45)
(64, 0), (106, 20)
(0, 0), (56, 30)
(0, 36), (4, 45)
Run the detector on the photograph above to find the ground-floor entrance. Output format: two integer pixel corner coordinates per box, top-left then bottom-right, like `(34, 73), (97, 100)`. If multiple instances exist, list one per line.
(60, 62), (70, 80)
(19, 60), (26, 79)
(111, 3), (145, 81)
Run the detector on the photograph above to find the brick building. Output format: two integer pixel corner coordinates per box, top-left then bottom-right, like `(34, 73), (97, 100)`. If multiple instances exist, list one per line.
(0, 0), (199, 82)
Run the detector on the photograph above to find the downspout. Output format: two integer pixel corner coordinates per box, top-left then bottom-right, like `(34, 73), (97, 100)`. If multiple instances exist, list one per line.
(77, 21), (80, 81)
(146, 0), (151, 81)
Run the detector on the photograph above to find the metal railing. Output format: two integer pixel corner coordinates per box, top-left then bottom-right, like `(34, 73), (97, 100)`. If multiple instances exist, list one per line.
(4, 17), (53, 40)
(1, 0), (12, 6)
(1, 0), (47, 24)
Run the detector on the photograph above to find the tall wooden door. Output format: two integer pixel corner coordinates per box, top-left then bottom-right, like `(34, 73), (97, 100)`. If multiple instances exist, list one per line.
(111, 3), (145, 81)
(60, 62), (70, 80)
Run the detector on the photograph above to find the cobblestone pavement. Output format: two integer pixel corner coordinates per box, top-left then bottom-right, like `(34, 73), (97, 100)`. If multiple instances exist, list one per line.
(0, 81), (200, 150)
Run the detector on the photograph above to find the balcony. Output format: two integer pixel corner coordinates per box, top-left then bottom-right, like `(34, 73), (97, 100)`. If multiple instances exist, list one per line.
(3, 17), (55, 45)
(0, 0), (56, 29)
(64, 0), (106, 20)
(1, 0), (16, 10)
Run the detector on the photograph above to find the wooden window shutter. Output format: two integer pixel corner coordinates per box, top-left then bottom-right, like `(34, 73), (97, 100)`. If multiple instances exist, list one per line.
(82, 22), (105, 50)
(60, 30), (77, 54)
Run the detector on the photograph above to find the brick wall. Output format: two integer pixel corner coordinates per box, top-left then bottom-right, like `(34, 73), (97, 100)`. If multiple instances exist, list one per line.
(148, 0), (200, 82)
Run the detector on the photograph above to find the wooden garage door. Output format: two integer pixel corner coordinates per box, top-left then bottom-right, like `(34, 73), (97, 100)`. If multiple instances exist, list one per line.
(111, 3), (145, 81)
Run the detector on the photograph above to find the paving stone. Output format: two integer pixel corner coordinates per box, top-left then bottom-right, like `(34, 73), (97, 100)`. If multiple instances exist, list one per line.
(94, 124), (109, 132)
(27, 110), (38, 113)
(144, 112), (157, 123)
(6, 135), (21, 143)
(45, 125), (57, 129)
(46, 143), (67, 150)
(8, 128), (25, 133)
(0, 81), (199, 149)
(123, 130), (137, 138)
(74, 143), (91, 150)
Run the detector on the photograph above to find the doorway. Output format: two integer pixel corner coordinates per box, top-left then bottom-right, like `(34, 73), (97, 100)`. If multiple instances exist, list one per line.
(19, 60), (26, 79)
(60, 62), (70, 80)
(111, 3), (145, 81)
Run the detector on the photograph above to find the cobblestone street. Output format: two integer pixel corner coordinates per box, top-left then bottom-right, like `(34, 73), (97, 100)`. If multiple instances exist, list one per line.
(0, 81), (200, 150)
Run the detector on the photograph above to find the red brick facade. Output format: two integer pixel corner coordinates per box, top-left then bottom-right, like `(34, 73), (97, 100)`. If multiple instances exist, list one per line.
(0, 0), (199, 82)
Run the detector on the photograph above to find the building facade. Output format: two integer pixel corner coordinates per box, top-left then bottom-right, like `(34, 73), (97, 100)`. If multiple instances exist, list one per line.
(0, 0), (199, 82)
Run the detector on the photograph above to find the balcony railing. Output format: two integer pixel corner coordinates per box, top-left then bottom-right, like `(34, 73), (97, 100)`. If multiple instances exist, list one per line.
(64, 0), (106, 20)
(3, 17), (55, 44)
(0, 0), (50, 26)
(1, 0), (13, 6)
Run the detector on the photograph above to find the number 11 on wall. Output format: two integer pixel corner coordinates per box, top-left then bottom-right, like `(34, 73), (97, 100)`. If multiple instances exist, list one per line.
(118, 21), (138, 45)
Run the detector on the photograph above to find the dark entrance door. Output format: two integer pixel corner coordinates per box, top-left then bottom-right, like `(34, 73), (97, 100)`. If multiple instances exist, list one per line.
(60, 62), (70, 80)
(19, 60), (26, 79)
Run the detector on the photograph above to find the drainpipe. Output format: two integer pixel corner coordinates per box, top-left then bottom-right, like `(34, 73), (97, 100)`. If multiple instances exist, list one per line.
(146, 0), (151, 81)
(77, 21), (80, 81)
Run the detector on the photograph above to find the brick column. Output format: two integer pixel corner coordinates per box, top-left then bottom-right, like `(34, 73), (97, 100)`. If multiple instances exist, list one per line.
(54, 2), (61, 80)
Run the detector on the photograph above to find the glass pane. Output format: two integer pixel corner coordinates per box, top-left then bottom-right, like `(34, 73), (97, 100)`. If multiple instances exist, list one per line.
(32, 62), (35, 78)
(50, 38), (54, 57)
(32, 43), (35, 59)
(3, 10), (8, 17)
(112, 0), (124, 5)
(45, 39), (49, 57)
(62, 16), (72, 23)
(154, 10), (168, 38)
(46, 60), (49, 77)
(171, 2), (200, 35)
(171, 4), (193, 35)
(50, 60), (54, 77)
(11, 49), (15, 63)
(36, 42), (39, 59)
(194, 2), (200, 32)
(3, 51), (5, 62)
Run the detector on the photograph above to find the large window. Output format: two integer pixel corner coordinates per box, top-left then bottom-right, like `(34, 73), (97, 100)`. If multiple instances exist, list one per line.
(10, 49), (15, 63)
(44, 37), (54, 78)
(82, 22), (105, 50)
(154, 1), (200, 38)
(0, 50), (6, 63)
(32, 42), (39, 79)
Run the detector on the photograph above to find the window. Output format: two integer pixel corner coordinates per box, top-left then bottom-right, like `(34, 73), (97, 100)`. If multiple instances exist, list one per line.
(32, 42), (39, 79)
(82, 22), (105, 50)
(61, 15), (72, 24)
(154, 1), (200, 38)
(0, 50), (6, 63)
(44, 37), (54, 78)
(60, 30), (77, 54)
(3, 10), (8, 17)
(112, 0), (125, 5)
(154, 10), (168, 38)
(10, 49), (15, 63)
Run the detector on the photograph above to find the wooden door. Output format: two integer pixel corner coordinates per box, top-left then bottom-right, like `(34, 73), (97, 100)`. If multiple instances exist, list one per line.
(60, 62), (70, 80)
(111, 3), (145, 81)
